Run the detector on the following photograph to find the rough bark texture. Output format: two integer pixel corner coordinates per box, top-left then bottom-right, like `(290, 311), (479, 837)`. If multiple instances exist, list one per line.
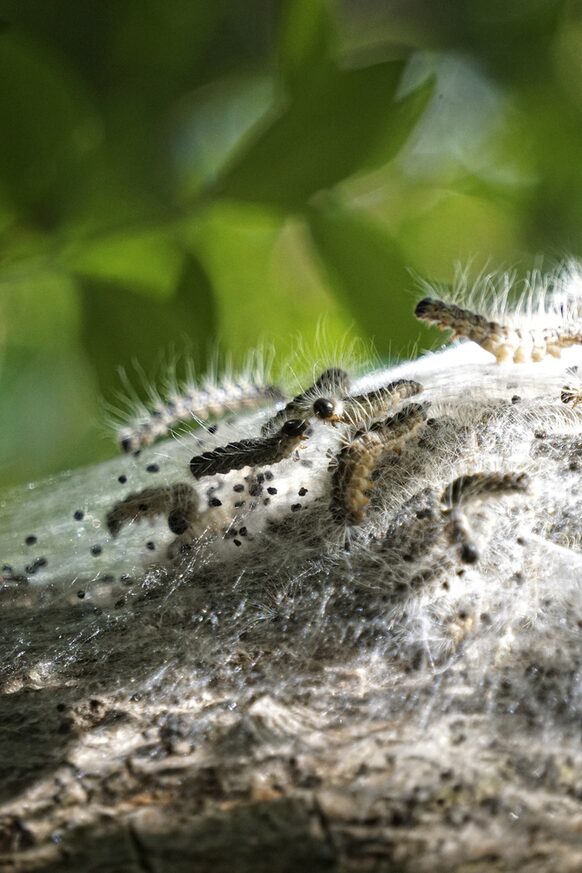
(1, 342), (582, 873)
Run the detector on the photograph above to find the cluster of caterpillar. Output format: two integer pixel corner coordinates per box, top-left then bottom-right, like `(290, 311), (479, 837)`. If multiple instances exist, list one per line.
(6, 264), (578, 591)
(102, 264), (582, 570)
(107, 370), (427, 543)
(4, 262), (582, 698)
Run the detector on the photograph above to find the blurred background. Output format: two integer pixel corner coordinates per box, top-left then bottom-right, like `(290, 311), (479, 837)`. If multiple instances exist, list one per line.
(1, 0), (581, 487)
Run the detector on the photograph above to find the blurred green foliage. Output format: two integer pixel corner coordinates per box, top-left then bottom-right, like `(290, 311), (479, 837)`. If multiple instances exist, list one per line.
(1, 0), (581, 486)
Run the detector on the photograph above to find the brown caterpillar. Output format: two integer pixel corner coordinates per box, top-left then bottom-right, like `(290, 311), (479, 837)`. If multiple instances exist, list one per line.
(118, 380), (284, 454)
(106, 483), (199, 538)
(415, 297), (582, 364)
(561, 386), (582, 406)
(440, 472), (529, 563)
(313, 379), (423, 427)
(190, 419), (308, 480)
(330, 403), (427, 525)
(261, 368), (350, 435)
(559, 366), (582, 407)
(561, 373), (582, 406)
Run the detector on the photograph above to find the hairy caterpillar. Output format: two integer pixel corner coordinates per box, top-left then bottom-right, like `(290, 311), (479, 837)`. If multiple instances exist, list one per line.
(261, 368), (350, 435)
(106, 482), (199, 538)
(440, 471), (529, 563)
(330, 403), (427, 525)
(415, 265), (582, 363)
(560, 367), (582, 407)
(313, 379), (423, 427)
(116, 376), (284, 454)
(189, 418), (308, 479)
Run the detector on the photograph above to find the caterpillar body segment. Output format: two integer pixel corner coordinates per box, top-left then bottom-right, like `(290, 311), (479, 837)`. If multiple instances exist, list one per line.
(440, 472), (529, 563)
(443, 507), (479, 564)
(330, 403), (427, 526)
(561, 386), (582, 407)
(106, 483), (199, 538)
(190, 419), (308, 480)
(440, 472), (529, 508)
(415, 297), (582, 364)
(559, 366), (582, 407)
(118, 380), (284, 454)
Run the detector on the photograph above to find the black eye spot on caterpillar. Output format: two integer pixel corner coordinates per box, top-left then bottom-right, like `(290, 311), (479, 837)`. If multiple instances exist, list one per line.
(190, 418), (308, 480)
(313, 397), (335, 420)
(440, 472), (529, 563)
(117, 380), (284, 454)
(330, 403), (427, 525)
(106, 483), (199, 538)
(261, 368), (350, 435)
(314, 380), (423, 427)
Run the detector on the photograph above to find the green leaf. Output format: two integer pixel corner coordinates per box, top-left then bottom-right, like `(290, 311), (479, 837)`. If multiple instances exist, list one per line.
(278, 0), (336, 93)
(111, 0), (228, 93)
(398, 189), (519, 279)
(0, 345), (100, 488)
(77, 252), (217, 402)
(0, 271), (81, 351)
(0, 33), (98, 224)
(216, 60), (431, 209)
(360, 73), (435, 173)
(307, 201), (420, 357)
(168, 73), (275, 197)
(184, 201), (354, 371)
(68, 230), (184, 299)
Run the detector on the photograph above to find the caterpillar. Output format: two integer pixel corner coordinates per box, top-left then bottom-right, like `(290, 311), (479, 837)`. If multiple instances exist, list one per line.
(189, 418), (308, 480)
(414, 297), (582, 364)
(117, 378), (284, 454)
(440, 472), (529, 563)
(313, 379), (423, 427)
(415, 266), (582, 364)
(330, 403), (427, 525)
(106, 483), (199, 538)
(560, 368), (582, 407)
(261, 368), (350, 435)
